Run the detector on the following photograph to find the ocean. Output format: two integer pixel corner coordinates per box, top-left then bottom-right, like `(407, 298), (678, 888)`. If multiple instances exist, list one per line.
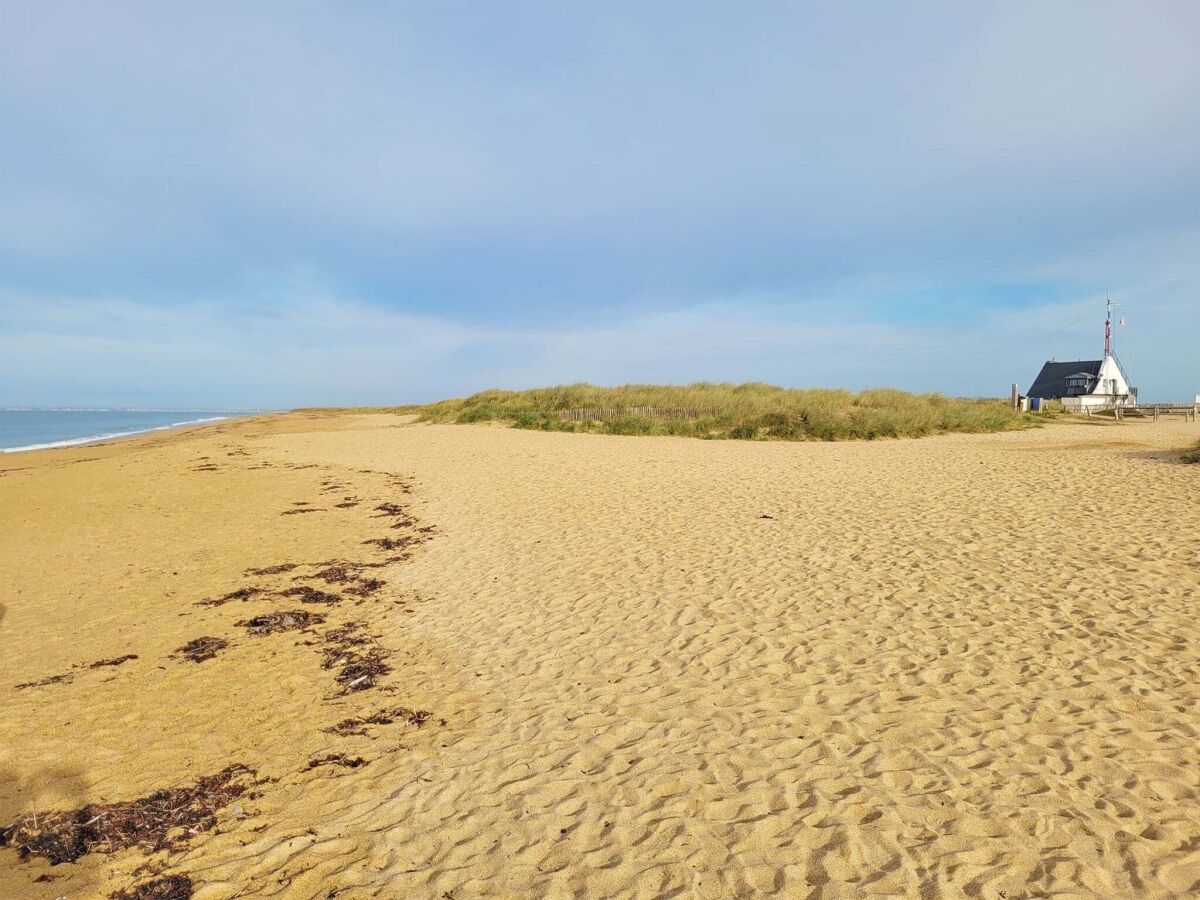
(0, 409), (240, 453)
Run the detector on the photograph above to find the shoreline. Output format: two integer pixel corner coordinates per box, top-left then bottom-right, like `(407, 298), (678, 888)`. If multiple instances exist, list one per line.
(0, 413), (277, 455)
(0, 414), (233, 454)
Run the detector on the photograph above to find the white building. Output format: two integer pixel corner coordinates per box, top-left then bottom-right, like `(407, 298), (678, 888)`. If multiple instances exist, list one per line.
(1027, 301), (1137, 410)
(1027, 355), (1136, 410)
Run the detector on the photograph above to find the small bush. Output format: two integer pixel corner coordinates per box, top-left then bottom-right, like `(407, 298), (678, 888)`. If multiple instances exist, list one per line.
(601, 416), (654, 436)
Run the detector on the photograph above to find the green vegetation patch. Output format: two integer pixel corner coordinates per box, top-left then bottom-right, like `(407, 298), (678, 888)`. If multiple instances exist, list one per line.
(398, 382), (1035, 441)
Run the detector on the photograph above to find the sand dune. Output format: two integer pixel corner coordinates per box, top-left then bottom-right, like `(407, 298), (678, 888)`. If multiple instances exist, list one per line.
(2, 414), (1198, 898)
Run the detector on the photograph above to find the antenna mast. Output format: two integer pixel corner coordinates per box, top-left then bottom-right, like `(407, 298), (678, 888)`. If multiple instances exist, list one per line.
(1104, 292), (1115, 356)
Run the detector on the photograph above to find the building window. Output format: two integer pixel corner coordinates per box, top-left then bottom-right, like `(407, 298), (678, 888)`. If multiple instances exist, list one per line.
(1064, 376), (1088, 396)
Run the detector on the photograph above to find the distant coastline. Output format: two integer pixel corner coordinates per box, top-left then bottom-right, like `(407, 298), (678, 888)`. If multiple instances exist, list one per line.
(0, 410), (244, 453)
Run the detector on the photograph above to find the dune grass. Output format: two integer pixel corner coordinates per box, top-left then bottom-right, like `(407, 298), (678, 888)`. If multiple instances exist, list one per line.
(367, 383), (1036, 441)
(1182, 443), (1200, 464)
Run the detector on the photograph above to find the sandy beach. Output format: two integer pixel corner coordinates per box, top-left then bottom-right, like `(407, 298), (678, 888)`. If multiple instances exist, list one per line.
(2, 413), (1198, 898)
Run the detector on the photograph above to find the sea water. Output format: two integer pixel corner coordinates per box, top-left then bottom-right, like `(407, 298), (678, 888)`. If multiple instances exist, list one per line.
(0, 409), (240, 453)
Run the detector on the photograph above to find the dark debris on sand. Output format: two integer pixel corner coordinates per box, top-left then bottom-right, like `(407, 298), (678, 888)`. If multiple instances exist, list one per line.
(305, 753), (368, 770)
(305, 564), (360, 585)
(372, 502), (408, 517)
(331, 650), (389, 694)
(195, 587), (264, 608)
(281, 508), (322, 515)
(0, 765), (255, 865)
(111, 874), (194, 900)
(344, 579), (385, 598)
(89, 655), (138, 669)
(362, 536), (422, 552)
(279, 586), (342, 605)
(326, 706), (431, 737)
(172, 637), (228, 663)
(244, 563), (298, 576)
(14, 672), (74, 690)
(371, 502), (422, 529)
(236, 609), (325, 636)
(320, 622), (390, 694)
(296, 563), (388, 600)
(16, 654), (140, 688)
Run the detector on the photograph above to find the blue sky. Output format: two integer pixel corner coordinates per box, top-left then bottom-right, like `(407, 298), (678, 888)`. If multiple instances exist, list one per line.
(1, 2), (1197, 407)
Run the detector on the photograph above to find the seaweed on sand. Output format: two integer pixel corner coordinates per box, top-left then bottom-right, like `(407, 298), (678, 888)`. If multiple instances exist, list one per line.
(362, 536), (421, 552)
(372, 502), (408, 517)
(0, 766), (255, 865)
(244, 563), (297, 576)
(195, 587), (264, 608)
(304, 564), (360, 584)
(326, 707), (431, 737)
(344, 579), (385, 598)
(171, 637), (228, 663)
(14, 672), (74, 690)
(320, 622), (390, 694)
(111, 874), (193, 899)
(236, 610), (325, 635)
(278, 586), (342, 605)
(305, 754), (368, 770)
(89, 655), (138, 668)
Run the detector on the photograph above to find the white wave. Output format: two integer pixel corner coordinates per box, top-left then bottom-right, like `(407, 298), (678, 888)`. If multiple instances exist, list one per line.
(0, 416), (229, 454)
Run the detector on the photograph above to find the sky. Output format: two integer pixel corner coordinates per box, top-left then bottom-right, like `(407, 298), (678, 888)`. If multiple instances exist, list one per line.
(1, 2), (1197, 408)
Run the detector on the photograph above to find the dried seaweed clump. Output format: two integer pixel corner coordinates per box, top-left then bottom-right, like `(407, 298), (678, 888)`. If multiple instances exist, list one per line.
(372, 501), (414, 520)
(279, 585), (342, 605)
(327, 706), (431, 736)
(171, 637), (228, 663)
(344, 579), (385, 598)
(90, 655), (138, 668)
(321, 622), (390, 694)
(14, 672), (74, 690)
(306, 754), (368, 770)
(244, 563), (297, 576)
(0, 765), (255, 865)
(236, 609), (325, 636)
(111, 874), (194, 899)
(362, 536), (420, 552)
(195, 587), (264, 608)
(305, 564), (361, 585)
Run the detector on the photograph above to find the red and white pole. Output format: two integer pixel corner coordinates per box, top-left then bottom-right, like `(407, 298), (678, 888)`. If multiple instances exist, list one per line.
(1104, 296), (1115, 356)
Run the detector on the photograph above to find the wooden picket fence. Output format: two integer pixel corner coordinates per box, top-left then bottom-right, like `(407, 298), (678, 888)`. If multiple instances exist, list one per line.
(558, 405), (722, 422)
(1111, 404), (1198, 422)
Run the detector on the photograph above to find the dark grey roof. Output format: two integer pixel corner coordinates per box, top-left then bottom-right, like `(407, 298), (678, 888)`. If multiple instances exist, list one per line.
(1028, 359), (1103, 399)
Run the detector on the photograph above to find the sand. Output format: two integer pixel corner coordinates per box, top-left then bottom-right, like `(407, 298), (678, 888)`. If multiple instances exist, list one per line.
(1, 413), (1198, 898)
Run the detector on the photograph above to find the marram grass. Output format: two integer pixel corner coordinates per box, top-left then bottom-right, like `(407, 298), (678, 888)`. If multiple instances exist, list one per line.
(343, 383), (1038, 441)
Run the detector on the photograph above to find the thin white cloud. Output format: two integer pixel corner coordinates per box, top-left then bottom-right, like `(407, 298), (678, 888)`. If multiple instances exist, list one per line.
(3, 232), (1195, 407)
